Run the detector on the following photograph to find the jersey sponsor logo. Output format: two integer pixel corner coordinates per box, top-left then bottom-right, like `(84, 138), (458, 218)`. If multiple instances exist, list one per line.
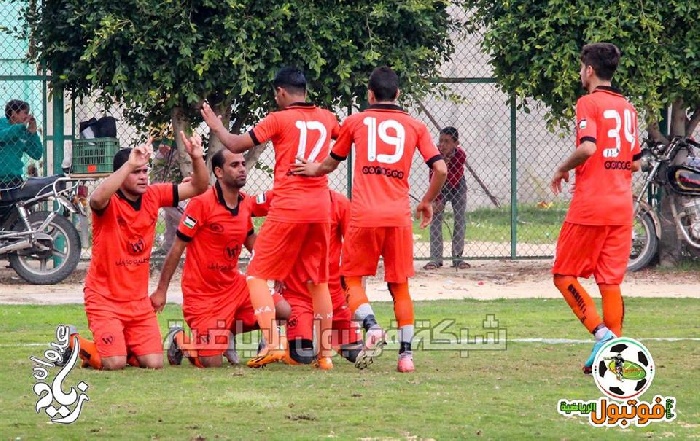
(604, 160), (632, 170)
(127, 235), (146, 255)
(183, 215), (197, 229)
(361, 165), (405, 179)
(206, 262), (236, 272)
(224, 240), (242, 261)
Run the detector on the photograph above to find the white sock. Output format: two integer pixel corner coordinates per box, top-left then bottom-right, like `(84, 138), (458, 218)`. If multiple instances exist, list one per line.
(354, 303), (374, 322)
(594, 326), (611, 341)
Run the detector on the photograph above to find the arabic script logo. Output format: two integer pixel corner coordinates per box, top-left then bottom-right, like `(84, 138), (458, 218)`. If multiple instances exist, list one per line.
(31, 325), (89, 424)
(557, 337), (676, 428)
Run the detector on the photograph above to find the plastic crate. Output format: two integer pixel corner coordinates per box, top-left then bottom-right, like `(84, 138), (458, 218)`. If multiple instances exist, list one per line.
(72, 138), (120, 174)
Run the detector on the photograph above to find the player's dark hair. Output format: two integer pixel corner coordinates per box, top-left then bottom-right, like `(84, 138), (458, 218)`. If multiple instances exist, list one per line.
(580, 43), (620, 81)
(211, 148), (226, 173)
(273, 67), (306, 95)
(113, 148), (132, 172)
(440, 126), (459, 142)
(368, 66), (399, 101)
(5, 99), (29, 119)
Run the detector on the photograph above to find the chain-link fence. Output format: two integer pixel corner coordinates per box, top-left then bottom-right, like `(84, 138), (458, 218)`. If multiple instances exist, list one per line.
(2, 3), (580, 263)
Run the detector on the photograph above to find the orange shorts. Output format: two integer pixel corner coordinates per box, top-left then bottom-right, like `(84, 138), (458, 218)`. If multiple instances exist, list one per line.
(247, 220), (330, 283)
(183, 287), (284, 358)
(341, 225), (415, 283)
(84, 289), (162, 358)
(552, 222), (632, 285)
(282, 288), (361, 347)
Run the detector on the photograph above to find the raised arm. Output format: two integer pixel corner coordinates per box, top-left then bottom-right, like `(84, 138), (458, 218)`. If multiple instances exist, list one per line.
(89, 142), (151, 212)
(200, 103), (255, 153)
(177, 131), (209, 200)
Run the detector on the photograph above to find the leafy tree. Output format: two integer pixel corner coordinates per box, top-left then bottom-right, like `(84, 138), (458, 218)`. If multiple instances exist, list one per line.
(465, 0), (700, 139)
(16, 0), (459, 170)
(465, 0), (700, 265)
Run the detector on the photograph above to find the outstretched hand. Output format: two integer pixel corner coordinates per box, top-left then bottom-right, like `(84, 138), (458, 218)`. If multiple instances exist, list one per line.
(181, 131), (204, 160)
(128, 138), (153, 169)
(200, 102), (225, 133)
(291, 156), (322, 177)
(550, 169), (570, 195)
(415, 201), (434, 228)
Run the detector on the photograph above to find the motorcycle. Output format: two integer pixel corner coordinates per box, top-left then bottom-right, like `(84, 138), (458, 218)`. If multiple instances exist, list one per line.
(0, 175), (90, 284)
(629, 136), (700, 271)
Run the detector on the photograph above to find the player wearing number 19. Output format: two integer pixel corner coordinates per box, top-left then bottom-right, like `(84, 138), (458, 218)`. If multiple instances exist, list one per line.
(293, 66), (447, 373)
(201, 67), (339, 369)
(549, 43), (641, 374)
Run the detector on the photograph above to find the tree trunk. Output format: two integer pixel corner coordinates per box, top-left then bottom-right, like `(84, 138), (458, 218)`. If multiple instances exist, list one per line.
(656, 99), (688, 267)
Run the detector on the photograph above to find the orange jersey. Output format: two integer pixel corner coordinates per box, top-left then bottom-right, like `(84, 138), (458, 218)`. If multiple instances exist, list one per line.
(567, 86), (640, 225)
(85, 184), (177, 302)
(177, 183), (257, 315)
(331, 104), (442, 227)
(250, 103), (340, 224)
(255, 189), (349, 300)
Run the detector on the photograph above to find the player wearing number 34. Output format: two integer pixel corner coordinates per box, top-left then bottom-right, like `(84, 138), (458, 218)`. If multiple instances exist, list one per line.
(549, 43), (641, 375)
(293, 66), (448, 373)
(201, 67), (339, 369)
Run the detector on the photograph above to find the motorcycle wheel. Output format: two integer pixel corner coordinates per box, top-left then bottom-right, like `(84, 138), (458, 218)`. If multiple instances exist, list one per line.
(8, 211), (81, 284)
(627, 211), (658, 272)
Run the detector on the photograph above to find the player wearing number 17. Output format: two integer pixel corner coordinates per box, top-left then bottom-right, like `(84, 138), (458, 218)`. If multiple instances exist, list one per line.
(293, 66), (447, 373)
(549, 43), (641, 374)
(201, 67), (339, 368)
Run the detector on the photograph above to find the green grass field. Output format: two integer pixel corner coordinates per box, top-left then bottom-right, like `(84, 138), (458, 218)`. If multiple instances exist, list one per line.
(411, 204), (567, 245)
(2, 298), (698, 440)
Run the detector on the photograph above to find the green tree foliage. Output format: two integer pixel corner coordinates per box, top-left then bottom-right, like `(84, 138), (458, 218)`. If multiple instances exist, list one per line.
(16, 0), (459, 167)
(465, 0), (700, 140)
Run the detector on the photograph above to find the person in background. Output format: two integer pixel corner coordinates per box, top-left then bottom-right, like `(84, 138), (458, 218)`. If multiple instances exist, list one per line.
(425, 126), (469, 270)
(0, 99), (43, 188)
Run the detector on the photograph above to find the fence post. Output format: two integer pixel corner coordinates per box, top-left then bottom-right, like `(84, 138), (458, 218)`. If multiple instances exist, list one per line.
(52, 88), (65, 266)
(52, 88), (65, 174)
(346, 105), (352, 198)
(510, 95), (517, 258)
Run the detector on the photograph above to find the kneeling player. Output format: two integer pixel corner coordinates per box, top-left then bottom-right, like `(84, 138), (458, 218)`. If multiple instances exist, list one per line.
(150, 149), (289, 367)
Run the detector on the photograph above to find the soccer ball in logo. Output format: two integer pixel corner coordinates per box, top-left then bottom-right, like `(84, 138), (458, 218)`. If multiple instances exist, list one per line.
(593, 338), (654, 400)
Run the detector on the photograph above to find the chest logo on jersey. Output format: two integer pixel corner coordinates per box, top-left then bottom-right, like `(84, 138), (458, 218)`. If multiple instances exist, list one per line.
(209, 223), (224, 233)
(183, 215), (197, 229)
(127, 235), (146, 255)
(224, 240), (242, 261)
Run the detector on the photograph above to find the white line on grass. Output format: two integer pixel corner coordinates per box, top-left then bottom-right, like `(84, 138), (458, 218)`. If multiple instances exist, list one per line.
(3, 337), (699, 348)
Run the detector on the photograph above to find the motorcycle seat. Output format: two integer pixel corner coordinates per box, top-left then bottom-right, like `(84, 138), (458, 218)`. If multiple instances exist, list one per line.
(0, 175), (63, 203)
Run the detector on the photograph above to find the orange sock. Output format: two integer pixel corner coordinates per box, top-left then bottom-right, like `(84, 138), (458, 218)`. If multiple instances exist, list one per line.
(345, 276), (368, 316)
(599, 284), (624, 336)
(69, 334), (102, 370)
(247, 277), (280, 349)
(553, 275), (603, 334)
(308, 282), (334, 358)
(388, 282), (414, 327)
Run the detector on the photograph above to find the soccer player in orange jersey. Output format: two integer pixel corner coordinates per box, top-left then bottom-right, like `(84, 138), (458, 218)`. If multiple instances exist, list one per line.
(267, 190), (363, 369)
(201, 67), (339, 368)
(550, 43), (641, 374)
(149, 149), (290, 368)
(293, 66), (447, 373)
(68, 133), (209, 370)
